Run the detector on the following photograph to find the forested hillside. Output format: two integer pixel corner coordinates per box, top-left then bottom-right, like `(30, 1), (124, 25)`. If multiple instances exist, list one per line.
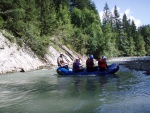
(0, 0), (150, 59)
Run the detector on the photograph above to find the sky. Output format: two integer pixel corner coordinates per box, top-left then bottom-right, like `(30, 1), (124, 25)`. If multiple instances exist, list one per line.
(91, 0), (150, 27)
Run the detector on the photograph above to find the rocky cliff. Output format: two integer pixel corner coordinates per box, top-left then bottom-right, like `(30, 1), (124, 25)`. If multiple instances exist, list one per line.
(0, 32), (80, 74)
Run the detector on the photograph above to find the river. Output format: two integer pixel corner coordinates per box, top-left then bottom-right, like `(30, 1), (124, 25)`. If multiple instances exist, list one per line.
(0, 62), (150, 113)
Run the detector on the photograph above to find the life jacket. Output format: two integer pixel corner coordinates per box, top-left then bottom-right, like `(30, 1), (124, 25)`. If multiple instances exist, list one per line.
(73, 61), (80, 71)
(86, 58), (94, 68)
(98, 59), (107, 68)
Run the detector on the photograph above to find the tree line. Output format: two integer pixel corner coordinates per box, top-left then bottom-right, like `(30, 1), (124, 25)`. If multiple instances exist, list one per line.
(0, 0), (150, 58)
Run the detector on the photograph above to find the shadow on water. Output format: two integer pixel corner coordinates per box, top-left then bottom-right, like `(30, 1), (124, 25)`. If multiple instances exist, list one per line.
(54, 74), (121, 113)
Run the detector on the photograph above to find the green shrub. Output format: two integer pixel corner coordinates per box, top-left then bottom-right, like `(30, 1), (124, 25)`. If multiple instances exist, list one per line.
(0, 16), (4, 29)
(16, 38), (23, 47)
(3, 31), (15, 43)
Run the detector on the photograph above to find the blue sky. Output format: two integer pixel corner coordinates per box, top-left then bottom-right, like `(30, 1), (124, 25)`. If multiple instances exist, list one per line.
(92, 0), (150, 27)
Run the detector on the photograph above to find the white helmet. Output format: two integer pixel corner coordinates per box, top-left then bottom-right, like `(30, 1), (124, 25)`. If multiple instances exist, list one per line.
(75, 57), (79, 61)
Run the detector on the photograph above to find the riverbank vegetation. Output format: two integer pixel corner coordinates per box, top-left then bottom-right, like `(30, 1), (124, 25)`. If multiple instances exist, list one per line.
(0, 0), (150, 58)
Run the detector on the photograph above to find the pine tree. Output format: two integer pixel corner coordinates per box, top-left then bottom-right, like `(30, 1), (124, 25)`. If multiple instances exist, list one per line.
(102, 23), (116, 57)
(0, 0), (26, 37)
(139, 25), (150, 55)
(130, 20), (137, 55)
(56, 4), (74, 44)
(128, 36), (135, 56)
(112, 5), (121, 56)
(135, 33), (146, 56)
(112, 5), (121, 31)
(118, 32), (129, 56)
(119, 13), (136, 56)
(36, 0), (57, 36)
(102, 2), (112, 25)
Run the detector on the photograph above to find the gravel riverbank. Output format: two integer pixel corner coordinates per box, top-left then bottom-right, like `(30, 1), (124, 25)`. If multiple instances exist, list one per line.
(119, 59), (150, 75)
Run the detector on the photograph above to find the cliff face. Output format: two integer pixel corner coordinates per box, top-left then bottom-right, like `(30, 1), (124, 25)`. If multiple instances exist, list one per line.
(0, 32), (46, 74)
(0, 32), (79, 74)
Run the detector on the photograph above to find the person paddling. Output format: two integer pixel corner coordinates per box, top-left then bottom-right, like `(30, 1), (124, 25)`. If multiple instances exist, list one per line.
(86, 55), (97, 72)
(57, 52), (68, 68)
(73, 58), (84, 72)
(98, 55), (108, 71)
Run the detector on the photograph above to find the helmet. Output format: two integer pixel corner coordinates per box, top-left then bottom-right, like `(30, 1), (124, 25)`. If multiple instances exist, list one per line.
(102, 55), (107, 59)
(90, 55), (94, 59)
(60, 52), (63, 55)
(76, 57), (79, 61)
(76, 57), (79, 60)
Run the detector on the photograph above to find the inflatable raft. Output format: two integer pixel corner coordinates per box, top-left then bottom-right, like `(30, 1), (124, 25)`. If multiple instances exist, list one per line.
(56, 63), (119, 76)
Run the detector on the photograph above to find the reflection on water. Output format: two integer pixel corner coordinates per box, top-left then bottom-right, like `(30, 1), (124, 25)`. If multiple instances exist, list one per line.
(0, 66), (150, 113)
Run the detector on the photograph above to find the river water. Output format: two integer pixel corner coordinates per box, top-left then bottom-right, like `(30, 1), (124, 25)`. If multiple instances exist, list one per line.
(0, 62), (150, 113)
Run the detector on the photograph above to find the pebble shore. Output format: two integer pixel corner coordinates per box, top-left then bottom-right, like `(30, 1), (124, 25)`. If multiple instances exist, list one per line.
(119, 59), (150, 75)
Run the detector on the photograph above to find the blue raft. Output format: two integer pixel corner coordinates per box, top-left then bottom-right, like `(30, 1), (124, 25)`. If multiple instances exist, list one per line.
(56, 63), (119, 76)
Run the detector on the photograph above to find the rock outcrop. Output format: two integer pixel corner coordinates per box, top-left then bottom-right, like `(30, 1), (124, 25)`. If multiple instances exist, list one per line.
(0, 32), (84, 74)
(120, 59), (150, 75)
(0, 32), (46, 74)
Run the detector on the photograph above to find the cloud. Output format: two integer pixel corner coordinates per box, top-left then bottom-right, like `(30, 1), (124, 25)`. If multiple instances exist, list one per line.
(124, 8), (131, 16)
(99, 7), (142, 27)
(99, 11), (103, 21)
(123, 8), (142, 27)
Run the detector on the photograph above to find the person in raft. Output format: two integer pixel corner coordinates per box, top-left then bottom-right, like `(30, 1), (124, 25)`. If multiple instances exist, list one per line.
(73, 57), (84, 72)
(86, 55), (97, 72)
(98, 55), (108, 71)
(57, 52), (68, 69)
